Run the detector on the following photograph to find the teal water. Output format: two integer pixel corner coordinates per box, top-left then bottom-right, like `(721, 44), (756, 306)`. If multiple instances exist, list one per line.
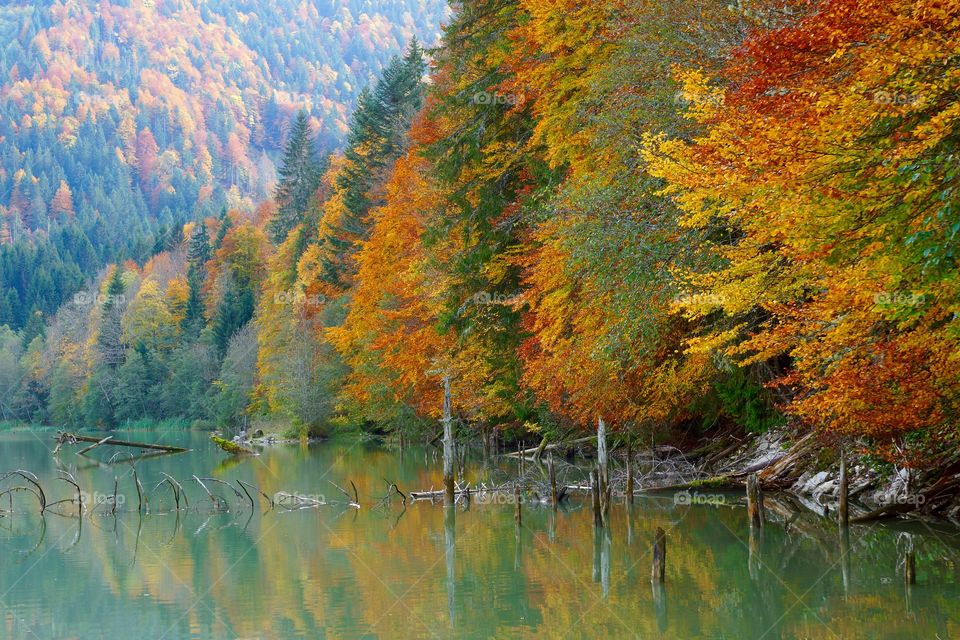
(0, 430), (958, 639)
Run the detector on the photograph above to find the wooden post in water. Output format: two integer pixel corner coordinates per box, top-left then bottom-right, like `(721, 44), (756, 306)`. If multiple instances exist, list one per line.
(840, 525), (851, 595)
(626, 438), (634, 506)
(838, 448), (849, 529)
(905, 535), (916, 586)
(746, 473), (765, 529)
(548, 452), (558, 509)
(442, 374), (455, 506)
(597, 417), (610, 526)
(514, 484), (522, 526)
(651, 527), (666, 583)
(444, 504), (456, 624)
(590, 469), (602, 528)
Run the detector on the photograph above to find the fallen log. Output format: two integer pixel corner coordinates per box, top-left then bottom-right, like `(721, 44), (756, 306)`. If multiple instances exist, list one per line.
(636, 476), (745, 493)
(505, 435), (595, 459)
(758, 432), (817, 483)
(56, 432), (188, 454)
(77, 436), (113, 456)
(850, 502), (915, 524)
(211, 435), (256, 456)
(730, 454), (786, 477)
(410, 483), (581, 501)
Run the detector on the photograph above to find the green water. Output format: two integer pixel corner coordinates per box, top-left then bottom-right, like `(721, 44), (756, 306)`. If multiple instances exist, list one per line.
(0, 430), (958, 639)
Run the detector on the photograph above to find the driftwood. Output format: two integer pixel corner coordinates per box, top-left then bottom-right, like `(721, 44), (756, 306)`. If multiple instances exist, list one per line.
(506, 436), (595, 459)
(77, 436), (113, 456)
(0, 470), (46, 512)
(276, 493), (326, 509)
(55, 432), (188, 454)
(0, 468), (348, 516)
(329, 480), (361, 508)
(193, 475), (230, 510)
(757, 432), (817, 484)
(237, 479), (275, 509)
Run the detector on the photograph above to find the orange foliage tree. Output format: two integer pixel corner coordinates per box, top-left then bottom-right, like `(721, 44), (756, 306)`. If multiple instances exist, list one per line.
(644, 0), (960, 461)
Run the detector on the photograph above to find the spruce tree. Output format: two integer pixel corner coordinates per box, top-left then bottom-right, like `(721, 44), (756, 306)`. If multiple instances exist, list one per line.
(268, 111), (321, 244)
(213, 209), (232, 250)
(97, 266), (127, 368)
(187, 220), (212, 266)
(321, 40), (428, 287)
(182, 221), (211, 337)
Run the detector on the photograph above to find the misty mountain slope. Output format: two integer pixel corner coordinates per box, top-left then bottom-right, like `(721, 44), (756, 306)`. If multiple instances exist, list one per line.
(0, 0), (448, 329)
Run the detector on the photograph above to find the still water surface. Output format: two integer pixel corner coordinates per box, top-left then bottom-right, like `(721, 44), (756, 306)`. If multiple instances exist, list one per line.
(1, 429), (959, 639)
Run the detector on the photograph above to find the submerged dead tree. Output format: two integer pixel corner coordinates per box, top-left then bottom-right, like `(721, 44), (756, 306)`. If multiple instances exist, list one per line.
(0, 469), (351, 516)
(597, 418), (610, 526)
(443, 373), (455, 506)
(54, 432), (188, 455)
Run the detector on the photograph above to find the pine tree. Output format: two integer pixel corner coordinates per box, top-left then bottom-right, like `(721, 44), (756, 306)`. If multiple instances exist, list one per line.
(374, 39), (427, 164)
(187, 220), (212, 266)
(182, 221), (211, 337)
(268, 111), (321, 244)
(213, 209), (232, 250)
(322, 41), (428, 288)
(20, 309), (45, 350)
(211, 275), (254, 358)
(97, 266), (127, 368)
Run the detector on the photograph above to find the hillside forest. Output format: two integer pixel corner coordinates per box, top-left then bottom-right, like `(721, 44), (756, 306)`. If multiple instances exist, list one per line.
(1, 0), (958, 474)
(0, 0), (449, 329)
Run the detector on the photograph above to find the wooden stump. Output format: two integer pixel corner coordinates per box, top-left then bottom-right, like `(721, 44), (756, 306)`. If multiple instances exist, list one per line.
(591, 469), (602, 528)
(514, 484), (522, 526)
(840, 525), (851, 595)
(746, 473), (765, 529)
(442, 375), (455, 506)
(651, 527), (666, 583)
(548, 452), (558, 509)
(597, 418), (610, 525)
(838, 449), (849, 529)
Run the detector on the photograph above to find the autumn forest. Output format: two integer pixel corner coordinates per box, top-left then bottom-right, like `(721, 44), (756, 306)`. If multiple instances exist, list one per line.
(1, 0), (959, 472)
(1, 1), (960, 638)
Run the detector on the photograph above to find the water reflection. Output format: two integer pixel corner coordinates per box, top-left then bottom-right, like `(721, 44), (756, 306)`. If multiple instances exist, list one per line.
(0, 431), (958, 639)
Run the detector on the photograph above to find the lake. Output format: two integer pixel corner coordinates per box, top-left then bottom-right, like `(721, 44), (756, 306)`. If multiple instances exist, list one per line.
(1, 429), (959, 639)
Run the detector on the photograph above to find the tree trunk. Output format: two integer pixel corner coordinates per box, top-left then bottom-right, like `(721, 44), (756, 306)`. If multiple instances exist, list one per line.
(838, 448), (849, 529)
(651, 527), (666, 583)
(747, 473), (765, 529)
(442, 374), (455, 506)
